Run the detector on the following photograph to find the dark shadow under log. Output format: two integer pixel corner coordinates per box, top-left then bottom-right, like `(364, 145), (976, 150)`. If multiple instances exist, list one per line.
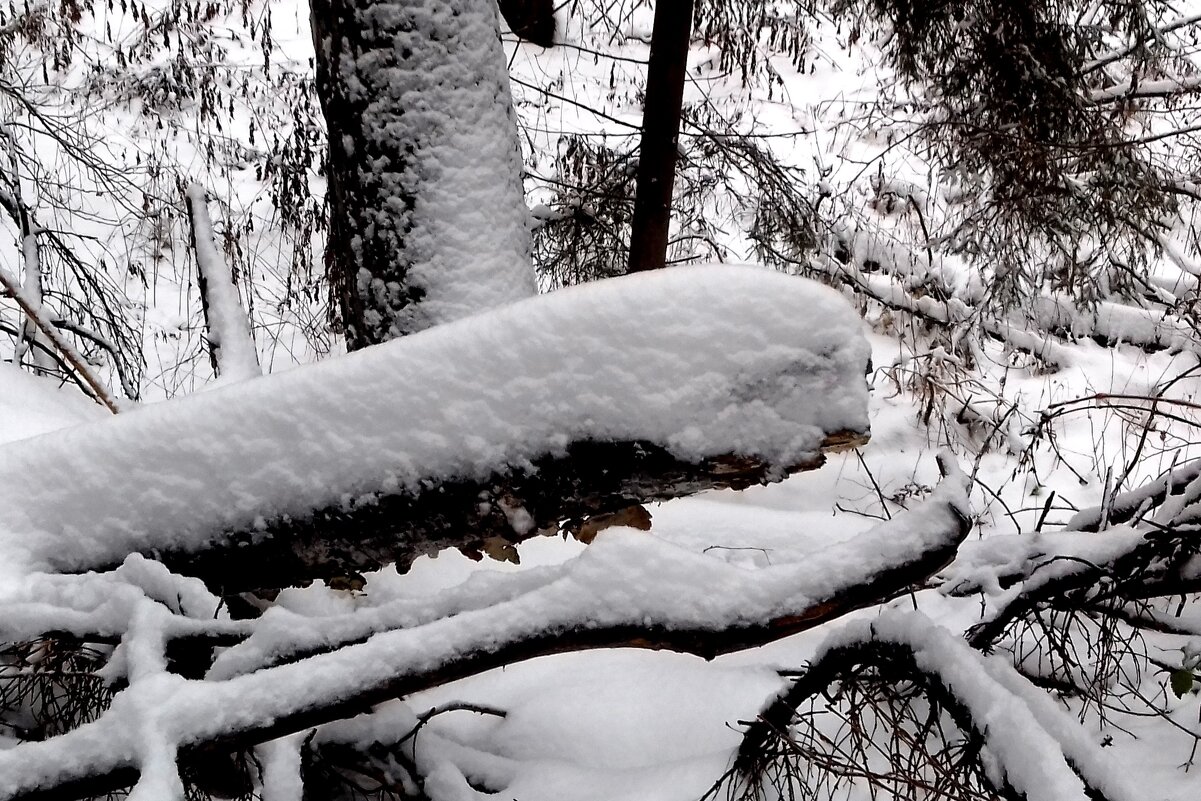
(498, 0), (556, 47)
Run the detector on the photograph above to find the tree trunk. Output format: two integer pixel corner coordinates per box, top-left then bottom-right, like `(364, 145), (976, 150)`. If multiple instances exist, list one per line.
(627, 0), (694, 273)
(310, 0), (536, 350)
(497, 0), (555, 47)
(116, 434), (865, 594)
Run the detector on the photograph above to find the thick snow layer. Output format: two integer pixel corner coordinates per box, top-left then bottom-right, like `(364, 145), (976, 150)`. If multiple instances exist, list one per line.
(0, 266), (870, 575)
(0, 554), (243, 644)
(0, 364), (106, 443)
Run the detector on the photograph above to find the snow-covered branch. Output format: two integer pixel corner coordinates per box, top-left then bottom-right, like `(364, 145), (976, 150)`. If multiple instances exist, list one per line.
(184, 184), (261, 383)
(734, 611), (1142, 801)
(0, 466), (969, 800)
(1091, 75), (1201, 103)
(0, 262), (121, 414)
(961, 525), (1201, 652)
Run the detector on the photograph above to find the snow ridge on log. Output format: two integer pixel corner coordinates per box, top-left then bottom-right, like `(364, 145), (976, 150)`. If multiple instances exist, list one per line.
(0, 266), (870, 585)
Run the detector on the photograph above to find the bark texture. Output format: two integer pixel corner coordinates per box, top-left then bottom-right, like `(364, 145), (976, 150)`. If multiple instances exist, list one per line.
(627, 1), (694, 273)
(109, 432), (867, 595)
(311, 0), (536, 349)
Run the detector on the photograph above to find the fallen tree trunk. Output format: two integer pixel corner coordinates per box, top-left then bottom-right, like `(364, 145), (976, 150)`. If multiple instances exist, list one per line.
(0, 267), (871, 593)
(161, 433), (865, 594)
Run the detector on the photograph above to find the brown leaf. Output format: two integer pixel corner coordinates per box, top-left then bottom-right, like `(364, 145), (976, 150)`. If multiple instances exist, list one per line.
(481, 536), (521, 564)
(573, 505), (653, 545)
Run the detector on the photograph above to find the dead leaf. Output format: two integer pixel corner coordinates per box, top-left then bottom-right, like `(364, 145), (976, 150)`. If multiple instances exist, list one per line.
(574, 504), (653, 544)
(481, 536), (521, 564)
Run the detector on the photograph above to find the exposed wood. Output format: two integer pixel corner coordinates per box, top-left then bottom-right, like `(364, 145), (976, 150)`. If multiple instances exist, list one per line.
(145, 432), (866, 595)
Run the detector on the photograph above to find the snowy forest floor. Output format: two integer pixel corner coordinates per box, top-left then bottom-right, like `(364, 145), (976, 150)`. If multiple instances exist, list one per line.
(3, 0), (1201, 799)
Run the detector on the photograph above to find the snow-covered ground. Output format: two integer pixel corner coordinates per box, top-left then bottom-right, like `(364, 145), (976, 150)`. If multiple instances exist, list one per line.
(3, 0), (1201, 799)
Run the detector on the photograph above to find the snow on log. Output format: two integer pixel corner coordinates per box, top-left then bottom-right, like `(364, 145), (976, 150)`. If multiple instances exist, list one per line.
(0, 468), (969, 800)
(736, 611), (1140, 801)
(0, 266), (870, 591)
(184, 184), (262, 382)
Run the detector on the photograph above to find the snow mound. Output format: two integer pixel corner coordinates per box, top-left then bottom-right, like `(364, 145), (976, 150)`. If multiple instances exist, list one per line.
(0, 364), (108, 444)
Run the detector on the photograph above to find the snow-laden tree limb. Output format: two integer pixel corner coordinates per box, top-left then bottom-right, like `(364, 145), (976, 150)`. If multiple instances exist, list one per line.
(734, 611), (1142, 801)
(0, 466), (969, 801)
(0, 266), (870, 592)
(0, 261), (120, 414)
(183, 184), (261, 383)
(1091, 74), (1201, 103)
(958, 525), (1201, 652)
(943, 464), (1201, 614)
(817, 241), (1201, 368)
(1065, 458), (1201, 532)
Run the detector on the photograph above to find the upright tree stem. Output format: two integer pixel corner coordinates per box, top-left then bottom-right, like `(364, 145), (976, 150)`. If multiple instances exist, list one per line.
(627, 0), (694, 273)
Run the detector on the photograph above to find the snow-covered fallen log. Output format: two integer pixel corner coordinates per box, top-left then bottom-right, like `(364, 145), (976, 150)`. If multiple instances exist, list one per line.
(0, 467), (969, 800)
(0, 266), (871, 591)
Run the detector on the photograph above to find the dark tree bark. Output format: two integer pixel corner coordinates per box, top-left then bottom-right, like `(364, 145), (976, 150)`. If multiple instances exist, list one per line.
(310, 0), (536, 350)
(497, 0), (556, 47)
(627, 0), (694, 273)
(70, 433), (865, 595)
